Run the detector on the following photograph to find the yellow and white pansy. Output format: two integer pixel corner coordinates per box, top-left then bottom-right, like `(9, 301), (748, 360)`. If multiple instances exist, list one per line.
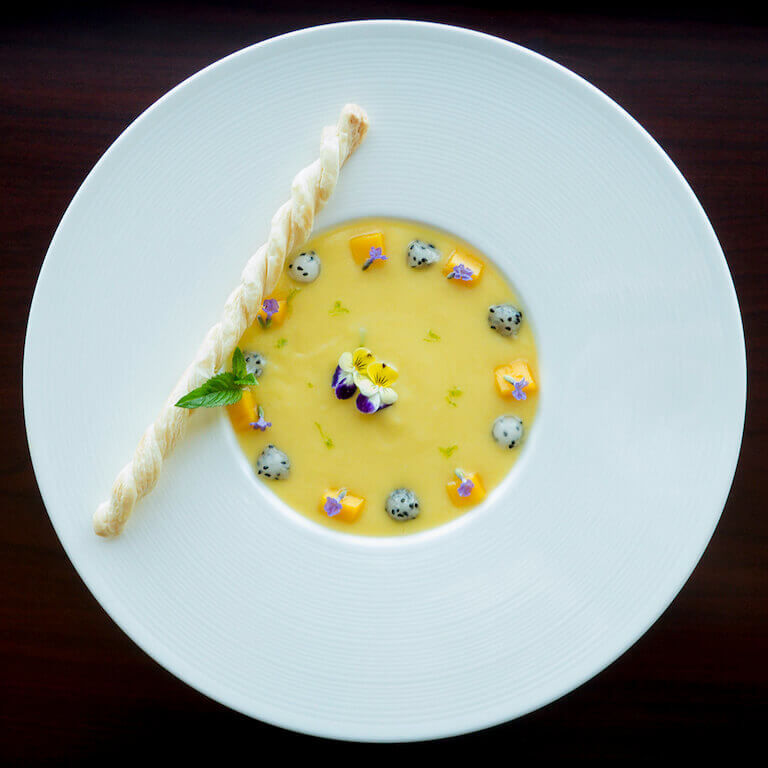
(356, 361), (399, 414)
(333, 347), (375, 399)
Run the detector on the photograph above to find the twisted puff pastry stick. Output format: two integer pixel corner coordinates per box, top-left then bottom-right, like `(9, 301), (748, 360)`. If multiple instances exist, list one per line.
(93, 104), (369, 537)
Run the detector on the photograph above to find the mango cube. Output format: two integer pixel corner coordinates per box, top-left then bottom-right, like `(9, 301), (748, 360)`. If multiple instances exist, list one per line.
(446, 472), (486, 507)
(441, 249), (484, 285)
(350, 232), (386, 269)
(494, 360), (537, 397)
(227, 389), (256, 431)
(256, 297), (288, 327)
(320, 488), (366, 523)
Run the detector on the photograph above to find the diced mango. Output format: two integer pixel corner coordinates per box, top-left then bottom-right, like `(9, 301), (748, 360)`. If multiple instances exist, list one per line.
(441, 249), (484, 285)
(320, 488), (366, 523)
(446, 472), (486, 507)
(227, 389), (256, 431)
(349, 232), (386, 269)
(494, 360), (537, 397)
(256, 297), (288, 327)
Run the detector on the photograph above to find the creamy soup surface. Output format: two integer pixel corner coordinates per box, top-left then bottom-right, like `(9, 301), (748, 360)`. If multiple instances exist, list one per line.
(231, 218), (539, 536)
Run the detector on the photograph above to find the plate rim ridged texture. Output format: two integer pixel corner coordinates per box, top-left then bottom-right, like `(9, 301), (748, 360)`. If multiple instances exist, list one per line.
(23, 20), (746, 741)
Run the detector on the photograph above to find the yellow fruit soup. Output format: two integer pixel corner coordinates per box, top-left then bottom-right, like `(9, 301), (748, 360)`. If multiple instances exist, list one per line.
(231, 218), (539, 536)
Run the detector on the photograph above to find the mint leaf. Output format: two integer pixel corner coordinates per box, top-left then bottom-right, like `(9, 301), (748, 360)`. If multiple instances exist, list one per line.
(175, 371), (251, 409)
(232, 347), (247, 380)
(175, 386), (243, 409)
(234, 373), (257, 387)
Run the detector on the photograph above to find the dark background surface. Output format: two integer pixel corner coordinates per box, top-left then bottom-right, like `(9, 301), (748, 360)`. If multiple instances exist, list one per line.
(2, 3), (766, 761)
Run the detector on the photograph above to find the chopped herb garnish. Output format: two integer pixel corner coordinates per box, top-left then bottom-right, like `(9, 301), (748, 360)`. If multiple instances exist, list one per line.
(439, 445), (458, 458)
(275, 338), (287, 349)
(286, 287), (300, 305)
(359, 327), (367, 346)
(446, 385), (463, 407)
(315, 422), (334, 449)
(424, 329), (441, 342)
(329, 300), (350, 316)
(307, 381), (314, 388)
(175, 347), (257, 409)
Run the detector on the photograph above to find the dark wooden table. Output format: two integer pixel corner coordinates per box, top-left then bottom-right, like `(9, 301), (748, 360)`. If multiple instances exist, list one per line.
(2, 4), (766, 760)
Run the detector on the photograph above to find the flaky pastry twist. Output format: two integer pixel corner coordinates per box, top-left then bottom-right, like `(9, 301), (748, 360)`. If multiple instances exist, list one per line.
(93, 104), (369, 537)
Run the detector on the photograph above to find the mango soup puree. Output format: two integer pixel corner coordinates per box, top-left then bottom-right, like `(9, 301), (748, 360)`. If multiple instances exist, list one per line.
(230, 218), (539, 536)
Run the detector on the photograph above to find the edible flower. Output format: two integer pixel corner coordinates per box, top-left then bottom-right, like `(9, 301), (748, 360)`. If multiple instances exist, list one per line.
(333, 347), (376, 399)
(362, 246), (387, 271)
(504, 375), (529, 401)
(454, 469), (474, 497)
(446, 263), (474, 281)
(250, 405), (272, 432)
(356, 361), (399, 414)
(324, 488), (347, 517)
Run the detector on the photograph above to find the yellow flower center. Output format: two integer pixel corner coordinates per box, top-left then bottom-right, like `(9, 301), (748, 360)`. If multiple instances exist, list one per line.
(352, 347), (375, 373)
(367, 361), (399, 387)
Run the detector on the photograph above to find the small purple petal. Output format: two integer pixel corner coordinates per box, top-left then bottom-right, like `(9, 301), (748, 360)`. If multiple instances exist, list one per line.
(331, 365), (343, 388)
(512, 377), (528, 401)
(262, 298), (279, 317)
(335, 379), (357, 400)
(324, 496), (342, 516)
(457, 479), (474, 497)
(447, 263), (474, 281)
(355, 393), (378, 414)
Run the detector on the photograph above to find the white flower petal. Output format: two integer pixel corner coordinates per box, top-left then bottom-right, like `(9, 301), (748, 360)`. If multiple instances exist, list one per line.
(352, 370), (369, 388)
(379, 387), (398, 405)
(338, 351), (354, 372)
(357, 378), (377, 397)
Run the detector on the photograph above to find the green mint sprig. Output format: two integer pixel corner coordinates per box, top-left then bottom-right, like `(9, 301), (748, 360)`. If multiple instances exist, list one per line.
(175, 347), (257, 409)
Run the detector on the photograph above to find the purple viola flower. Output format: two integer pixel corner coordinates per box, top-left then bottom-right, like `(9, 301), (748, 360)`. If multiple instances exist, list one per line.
(504, 375), (528, 401)
(249, 406), (272, 432)
(355, 392), (379, 414)
(447, 263), (474, 281)
(332, 365), (357, 399)
(324, 489), (347, 517)
(362, 246), (387, 271)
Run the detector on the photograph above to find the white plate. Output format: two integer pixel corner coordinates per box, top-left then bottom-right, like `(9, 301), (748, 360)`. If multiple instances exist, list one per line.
(24, 21), (746, 741)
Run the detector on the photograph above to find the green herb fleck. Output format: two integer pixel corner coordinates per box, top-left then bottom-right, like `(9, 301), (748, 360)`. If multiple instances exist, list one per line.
(307, 381), (314, 388)
(439, 445), (458, 458)
(424, 329), (441, 342)
(359, 327), (367, 346)
(175, 347), (257, 409)
(329, 300), (350, 316)
(275, 338), (287, 349)
(446, 385), (463, 407)
(315, 422), (334, 449)
(287, 287), (300, 305)
(257, 315), (272, 328)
